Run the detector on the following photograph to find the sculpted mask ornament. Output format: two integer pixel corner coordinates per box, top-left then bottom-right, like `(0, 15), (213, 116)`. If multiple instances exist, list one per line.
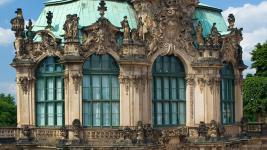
(18, 77), (30, 94)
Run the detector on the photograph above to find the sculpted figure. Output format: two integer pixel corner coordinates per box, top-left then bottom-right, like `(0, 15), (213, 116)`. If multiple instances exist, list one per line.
(63, 15), (72, 39)
(228, 14), (235, 30)
(210, 23), (221, 46)
(63, 14), (79, 41)
(121, 16), (131, 41)
(72, 14), (79, 39)
(137, 17), (144, 41)
(196, 21), (204, 47)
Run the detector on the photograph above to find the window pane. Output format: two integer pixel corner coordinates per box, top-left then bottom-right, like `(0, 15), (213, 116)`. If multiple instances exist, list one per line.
(102, 76), (110, 100)
(37, 79), (45, 102)
(47, 103), (54, 126)
(156, 58), (162, 72)
(102, 55), (109, 69)
(171, 103), (178, 124)
(56, 103), (63, 126)
(47, 78), (54, 101)
(93, 103), (101, 126)
(56, 78), (63, 100)
(156, 103), (162, 125)
(164, 78), (169, 100)
(92, 76), (100, 100)
(37, 103), (45, 126)
(103, 103), (111, 126)
(163, 57), (169, 73)
(83, 75), (90, 100)
(83, 102), (91, 126)
(179, 102), (186, 124)
(91, 55), (100, 69)
(171, 78), (177, 100)
(112, 102), (119, 126)
(164, 103), (170, 125)
(156, 78), (162, 100)
(112, 76), (119, 100)
(179, 79), (185, 100)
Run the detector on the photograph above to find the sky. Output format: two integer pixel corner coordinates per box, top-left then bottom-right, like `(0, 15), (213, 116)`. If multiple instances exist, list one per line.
(0, 0), (267, 96)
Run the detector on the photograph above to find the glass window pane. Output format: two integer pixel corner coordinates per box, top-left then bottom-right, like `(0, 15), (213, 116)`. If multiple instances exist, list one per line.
(156, 78), (162, 100)
(83, 75), (90, 100)
(102, 76), (110, 100)
(156, 103), (162, 125)
(47, 78), (54, 101)
(56, 103), (63, 126)
(102, 55), (109, 69)
(91, 55), (100, 69)
(47, 103), (54, 126)
(112, 76), (119, 100)
(179, 79), (185, 100)
(37, 79), (45, 102)
(56, 78), (63, 100)
(171, 78), (177, 100)
(179, 102), (186, 124)
(93, 103), (101, 126)
(103, 103), (111, 126)
(156, 58), (162, 72)
(164, 103), (170, 125)
(92, 76), (101, 100)
(37, 103), (45, 126)
(112, 103), (119, 126)
(164, 78), (170, 100)
(171, 103), (178, 125)
(83, 102), (91, 126)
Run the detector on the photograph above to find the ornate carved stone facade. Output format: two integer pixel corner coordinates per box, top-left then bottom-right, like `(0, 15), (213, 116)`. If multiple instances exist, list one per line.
(8, 0), (248, 149)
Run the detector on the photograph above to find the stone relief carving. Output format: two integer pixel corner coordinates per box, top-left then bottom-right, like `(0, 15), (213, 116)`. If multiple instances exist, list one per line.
(119, 75), (130, 95)
(72, 72), (82, 94)
(18, 77), (33, 94)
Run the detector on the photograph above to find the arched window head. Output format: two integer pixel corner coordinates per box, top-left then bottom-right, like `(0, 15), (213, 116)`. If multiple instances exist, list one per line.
(36, 57), (64, 127)
(82, 54), (120, 127)
(152, 55), (186, 126)
(220, 63), (235, 124)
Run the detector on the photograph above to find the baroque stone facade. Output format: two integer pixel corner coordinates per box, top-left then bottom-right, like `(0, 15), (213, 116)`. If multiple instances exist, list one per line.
(8, 0), (248, 149)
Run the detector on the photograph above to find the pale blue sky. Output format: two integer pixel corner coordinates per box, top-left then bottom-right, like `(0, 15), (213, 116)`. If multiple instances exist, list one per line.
(0, 0), (266, 95)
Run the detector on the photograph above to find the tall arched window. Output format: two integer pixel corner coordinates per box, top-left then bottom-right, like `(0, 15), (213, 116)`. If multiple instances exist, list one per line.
(152, 55), (186, 126)
(83, 54), (120, 127)
(36, 57), (64, 127)
(220, 63), (235, 124)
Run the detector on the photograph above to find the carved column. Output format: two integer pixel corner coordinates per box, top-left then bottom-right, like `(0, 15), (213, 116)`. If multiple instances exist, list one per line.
(12, 63), (35, 127)
(61, 56), (83, 126)
(119, 61), (151, 126)
(186, 75), (195, 126)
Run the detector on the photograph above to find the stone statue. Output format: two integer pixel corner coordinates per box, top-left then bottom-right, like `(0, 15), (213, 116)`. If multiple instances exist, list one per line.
(228, 14), (235, 30)
(196, 21), (204, 47)
(46, 11), (53, 29)
(198, 121), (208, 138)
(210, 23), (221, 46)
(137, 17), (144, 41)
(26, 19), (35, 40)
(121, 16), (131, 41)
(63, 14), (79, 42)
(136, 121), (145, 144)
(208, 120), (218, 141)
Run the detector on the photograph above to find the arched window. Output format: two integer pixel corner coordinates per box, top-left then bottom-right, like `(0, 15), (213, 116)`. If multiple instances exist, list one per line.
(36, 57), (64, 127)
(220, 63), (235, 124)
(152, 55), (186, 126)
(83, 54), (120, 127)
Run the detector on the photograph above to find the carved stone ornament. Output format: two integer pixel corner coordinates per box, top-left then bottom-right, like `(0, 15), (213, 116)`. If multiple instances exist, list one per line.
(10, 8), (25, 38)
(18, 77), (31, 94)
(72, 73), (82, 94)
(228, 14), (236, 30)
(121, 16), (131, 42)
(196, 21), (204, 47)
(197, 77), (205, 93)
(197, 121), (208, 138)
(132, 0), (199, 56)
(72, 119), (82, 139)
(60, 126), (68, 140)
(63, 14), (79, 42)
(81, 18), (120, 55)
(22, 125), (31, 139)
(119, 75), (130, 95)
(208, 120), (219, 140)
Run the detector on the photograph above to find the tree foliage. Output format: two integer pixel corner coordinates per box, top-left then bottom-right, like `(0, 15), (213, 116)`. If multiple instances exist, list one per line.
(0, 93), (17, 127)
(251, 42), (267, 77)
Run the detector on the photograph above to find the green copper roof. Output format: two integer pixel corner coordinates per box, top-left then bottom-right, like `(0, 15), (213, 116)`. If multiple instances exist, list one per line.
(194, 3), (228, 37)
(33, 0), (137, 39)
(33, 0), (228, 41)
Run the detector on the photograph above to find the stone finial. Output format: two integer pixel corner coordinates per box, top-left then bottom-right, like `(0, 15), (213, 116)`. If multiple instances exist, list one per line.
(98, 0), (107, 17)
(10, 8), (25, 38)
(46, 11), (53, 29)
(228, 13), (235, 30)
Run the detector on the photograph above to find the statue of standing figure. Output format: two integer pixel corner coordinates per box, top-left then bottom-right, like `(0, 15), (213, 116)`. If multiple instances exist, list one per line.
(63, 14), (79, 42)
(121, 16), (131, 41)
(137, 17), (145, 41)
(210, 23), (221, 47)
(196, 21), (204, 47)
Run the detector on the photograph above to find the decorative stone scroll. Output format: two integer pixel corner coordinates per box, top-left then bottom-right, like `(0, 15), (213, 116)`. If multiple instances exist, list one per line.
(18, 77), (33, 94)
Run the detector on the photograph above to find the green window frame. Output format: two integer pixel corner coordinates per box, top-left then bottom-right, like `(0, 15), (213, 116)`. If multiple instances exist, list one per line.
(220, 63), (235, 124)
(152, 55), (186, 126)
(36, 57), (64, 127)
(83, 54), (120, 127)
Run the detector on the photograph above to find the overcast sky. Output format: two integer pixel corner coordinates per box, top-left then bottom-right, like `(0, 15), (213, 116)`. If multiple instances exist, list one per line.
(0, 0), (267, 96)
